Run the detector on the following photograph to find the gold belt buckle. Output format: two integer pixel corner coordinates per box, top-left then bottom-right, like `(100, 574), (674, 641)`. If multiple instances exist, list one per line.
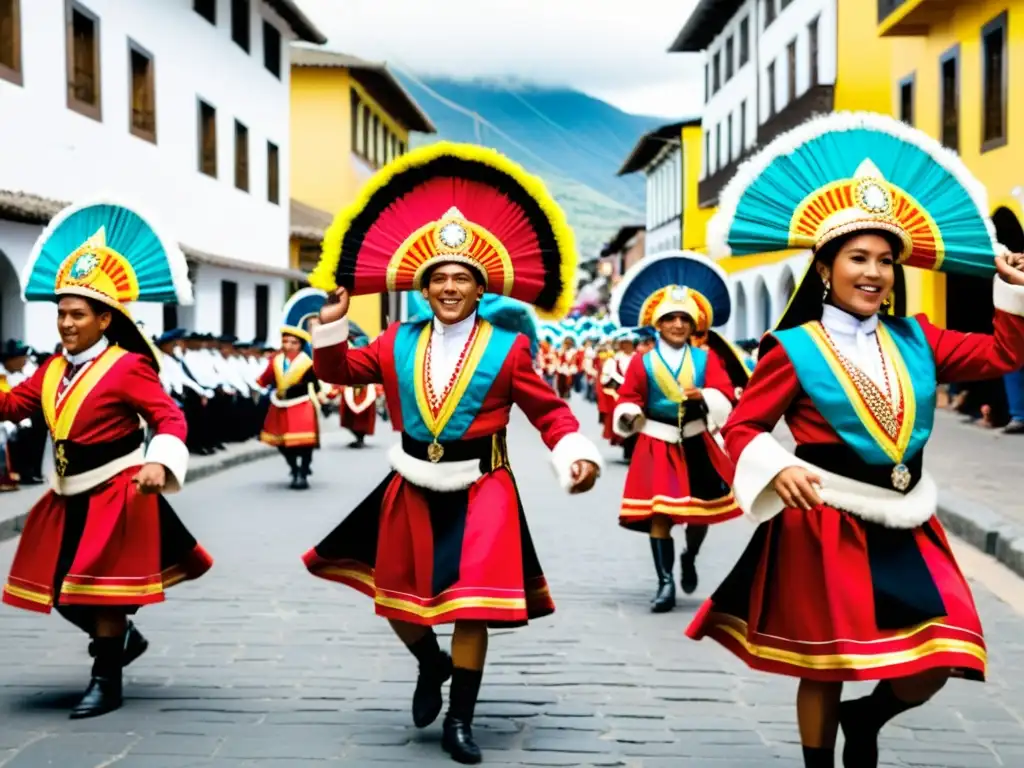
(427, 439), (444, 463)
(54, 442), (69, 478)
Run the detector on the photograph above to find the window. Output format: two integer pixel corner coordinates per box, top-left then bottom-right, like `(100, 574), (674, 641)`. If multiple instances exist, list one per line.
(0, 0), (22, 85)
(234, 120), (249, 192)
(940, 46), (960, 152)
(262, 20), (281, 78)
(726, 112), (734, 165)
(767, 60), (777, 118)
(361, 105), (371, 160)
(808, 16), (820, 87)
(66, 1), (101, 120)
(715, 122), (722, 170)
(194, 0), (215, 24)
(704, 62), (709, 102)
(740, 99), (748, 150)
(372, 114), (380, 166)
(398, 140), (407, 156)
(350, 91), (360, 151)
(764, 0), (776, 28)
(128, 41), (156, 142)
(982, 11), (1007, 150)
(713, 50), (721, 93)
(231, 0), (249, 52)
(704, 130), (710, 175)
(221, 281), (238, 337)
(391, 134), (398, 163)
(725, 36), (734, 82)
(739, 17), (749, 67)
(899, 74), (915, 126)
(267, 141), (279, 204)
(162, 304), (178, 331)
(197, 99), (217, 177)
(255, 285), (269, 341)
(787, 40), (797, 104)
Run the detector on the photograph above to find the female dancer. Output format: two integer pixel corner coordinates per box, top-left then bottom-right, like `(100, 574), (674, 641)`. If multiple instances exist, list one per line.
(610, 253), (741, 612)
(686, 112), (1024, 767)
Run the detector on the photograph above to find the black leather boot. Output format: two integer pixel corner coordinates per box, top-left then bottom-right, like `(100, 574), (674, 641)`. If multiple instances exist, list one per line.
(649, 537), (676, 613)
(88, 621), (149, 668)
(442, 667), (483, 764)
(840, 681), (922, 768)
(408, 632), (453, 728)
(680, 524), (708, 594)
(294, 454), (311, 490)
(70, 637), (123, 719)
(802, 746), (835, 767)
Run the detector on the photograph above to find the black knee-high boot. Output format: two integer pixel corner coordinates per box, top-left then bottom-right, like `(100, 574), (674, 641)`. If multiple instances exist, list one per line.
(407, 631), (453, 728)
(281, 448), (299, 486)
(442, 668), (483, 764)
(802, 746), (834, 767)
(680, 524), (708, 594)
(840, 681), (923, 768)
(70, 637), (123, 719)
(294, 450), (311, 490)
(649, 537), (676, 613)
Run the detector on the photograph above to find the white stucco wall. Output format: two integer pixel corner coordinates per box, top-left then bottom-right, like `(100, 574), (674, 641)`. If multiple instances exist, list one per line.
(723, 252), (810, 341)
(190, 265), (287, 345)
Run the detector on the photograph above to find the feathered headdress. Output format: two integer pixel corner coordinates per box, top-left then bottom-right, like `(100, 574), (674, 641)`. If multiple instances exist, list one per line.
(309, 142), (578, 319)
(22, 200), (192, 365)
(280, 288), (328, 344)
(611, 251), (731, 331)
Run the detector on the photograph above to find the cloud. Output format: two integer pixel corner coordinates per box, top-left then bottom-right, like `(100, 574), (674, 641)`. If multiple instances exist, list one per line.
(294, 0), (705, 117)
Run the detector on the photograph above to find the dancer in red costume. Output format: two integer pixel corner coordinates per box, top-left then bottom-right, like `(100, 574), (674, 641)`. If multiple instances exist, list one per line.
(1, 201), (212, 719)
(686, 112), (1024, 768)
(333, 336), (378, 447)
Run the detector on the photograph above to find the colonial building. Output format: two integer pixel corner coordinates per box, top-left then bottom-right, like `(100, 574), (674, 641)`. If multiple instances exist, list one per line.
(289, 47), (436, 337)
(669, 0), (893, 340)
(0, 0), (324, 349)
(618, 121), (694, 255)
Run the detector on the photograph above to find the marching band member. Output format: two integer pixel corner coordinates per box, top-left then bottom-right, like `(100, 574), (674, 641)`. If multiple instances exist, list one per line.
(0, 201), (212, 718)
(686, 112), (1024, 768)
(610, 253), (741, 612)
(302, 143), (602, 764)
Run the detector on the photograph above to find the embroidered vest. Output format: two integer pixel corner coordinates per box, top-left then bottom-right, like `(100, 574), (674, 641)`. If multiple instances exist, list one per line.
(642, 345), (708, 423)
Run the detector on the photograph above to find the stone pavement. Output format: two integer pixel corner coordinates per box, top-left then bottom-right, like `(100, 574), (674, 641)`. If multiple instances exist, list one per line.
(1, 405), (1024, 767)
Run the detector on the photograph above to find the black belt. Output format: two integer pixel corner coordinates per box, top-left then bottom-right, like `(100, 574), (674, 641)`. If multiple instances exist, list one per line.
(53, 430), (145, 478)
(794, 443), (922, 494)
(402, 430), (508, 473)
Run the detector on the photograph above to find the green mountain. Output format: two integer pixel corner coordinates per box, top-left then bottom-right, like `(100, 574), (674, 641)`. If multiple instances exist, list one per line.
(394, 74), (664, 260)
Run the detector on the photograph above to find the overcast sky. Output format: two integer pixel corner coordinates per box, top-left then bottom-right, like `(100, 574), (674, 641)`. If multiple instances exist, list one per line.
(294, 0), (705, 118)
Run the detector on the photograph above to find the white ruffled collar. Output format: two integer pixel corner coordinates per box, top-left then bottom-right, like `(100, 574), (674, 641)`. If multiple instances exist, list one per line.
(64, 336), (109, 366)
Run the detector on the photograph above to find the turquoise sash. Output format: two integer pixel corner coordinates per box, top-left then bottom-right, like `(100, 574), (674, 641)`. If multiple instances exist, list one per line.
(772, 316), (935, 465)
(393, 321), (519, 442)
(642, 345), (708, 423)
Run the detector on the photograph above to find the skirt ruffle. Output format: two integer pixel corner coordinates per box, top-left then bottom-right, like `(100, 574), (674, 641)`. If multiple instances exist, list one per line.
(260, 400), (319, 448)
(686, 506), (986, 682)
(619, 432), (739, 530)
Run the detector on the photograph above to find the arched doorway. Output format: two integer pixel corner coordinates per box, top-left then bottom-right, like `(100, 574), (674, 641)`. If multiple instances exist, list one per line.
(753, 276), (772, 336)
(733, 282), (748, 340)
(0, 249), (23, 343)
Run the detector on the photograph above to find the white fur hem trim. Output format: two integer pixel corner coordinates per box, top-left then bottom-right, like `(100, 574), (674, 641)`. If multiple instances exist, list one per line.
(50, 447), (146, 497)
(312, 318), (349, 349)
(994, 276), (1024, 317)
(387, 443), (481, 492)
(344, 385), (377, 413)
(613, 402), (644, 437)
(550, 432), (604, 492)
(735, 432), (936, 528)
(641, 418), (708, 442)
(703, 388), (732, 431)
(145, 434), (189, 493)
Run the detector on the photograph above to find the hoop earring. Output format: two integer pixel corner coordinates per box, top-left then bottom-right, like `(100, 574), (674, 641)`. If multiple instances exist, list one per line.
(822, 279), (831, 303)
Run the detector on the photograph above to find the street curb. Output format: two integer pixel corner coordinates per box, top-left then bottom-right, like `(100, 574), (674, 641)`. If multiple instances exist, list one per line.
(0, 444), (277, 544)
(938, 489), (1024, 579)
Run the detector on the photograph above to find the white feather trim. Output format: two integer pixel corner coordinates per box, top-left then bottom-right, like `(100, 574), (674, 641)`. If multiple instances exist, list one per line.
(702, 388), (732, 431)
(387, 443), (482, 492)
(994, 275), (1024, 317)
(612, 402), (644, 437)
(609, 250), (727, 327)
(550, 432), (604, 492)
(145, 433), (189, 493)
(708, 111), (998, 258)
(22, 196), (194, 305)
(735, 432), (935, 528)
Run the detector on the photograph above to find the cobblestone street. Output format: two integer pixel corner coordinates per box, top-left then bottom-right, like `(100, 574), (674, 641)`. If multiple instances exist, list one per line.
(2, 406), (1024, 767)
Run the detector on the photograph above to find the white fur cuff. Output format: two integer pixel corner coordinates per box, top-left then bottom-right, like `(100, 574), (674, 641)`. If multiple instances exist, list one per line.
(994, 276), (1024, 317)
(145, 433), (189, 493)
(702, 388), (733, 431)
(387, 443), (481, 492)
(550, 432), (603, 492)
(312, 318), (350, 349)
(613, 402), (644, 437)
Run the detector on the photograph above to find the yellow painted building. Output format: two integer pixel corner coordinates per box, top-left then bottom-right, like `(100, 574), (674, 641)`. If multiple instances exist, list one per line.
(289, 48), (436, 336)
(882, 0), (1022, 331)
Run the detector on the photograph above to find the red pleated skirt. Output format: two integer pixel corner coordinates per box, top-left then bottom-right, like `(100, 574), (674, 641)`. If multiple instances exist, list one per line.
(686, 506), (986, 682)
(619, 432), (739, 531)
(260, 400), (319, 448)
(303, 467), (554, 627)
(340, 403), (377, 436)
(3, 468), (212, 613)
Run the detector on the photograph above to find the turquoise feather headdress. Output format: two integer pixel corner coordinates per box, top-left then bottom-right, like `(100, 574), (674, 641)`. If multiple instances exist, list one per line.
(708, 111), (1001, 277)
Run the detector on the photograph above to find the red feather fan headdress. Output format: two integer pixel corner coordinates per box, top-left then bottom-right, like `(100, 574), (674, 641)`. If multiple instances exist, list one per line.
(309, 142), (578, 320)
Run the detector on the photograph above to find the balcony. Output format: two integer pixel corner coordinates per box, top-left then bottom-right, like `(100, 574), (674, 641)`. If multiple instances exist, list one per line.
(877, 0), (959, 37)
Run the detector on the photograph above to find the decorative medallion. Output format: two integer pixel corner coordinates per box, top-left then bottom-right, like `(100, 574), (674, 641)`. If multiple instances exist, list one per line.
(439, 222), (468, 249)
(856, 178), (893, 215)
(427, 439), (444, 463)
(69, 253), (99, 281)
(670, 286), (688, 301)
(891, 462), (911, 492)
